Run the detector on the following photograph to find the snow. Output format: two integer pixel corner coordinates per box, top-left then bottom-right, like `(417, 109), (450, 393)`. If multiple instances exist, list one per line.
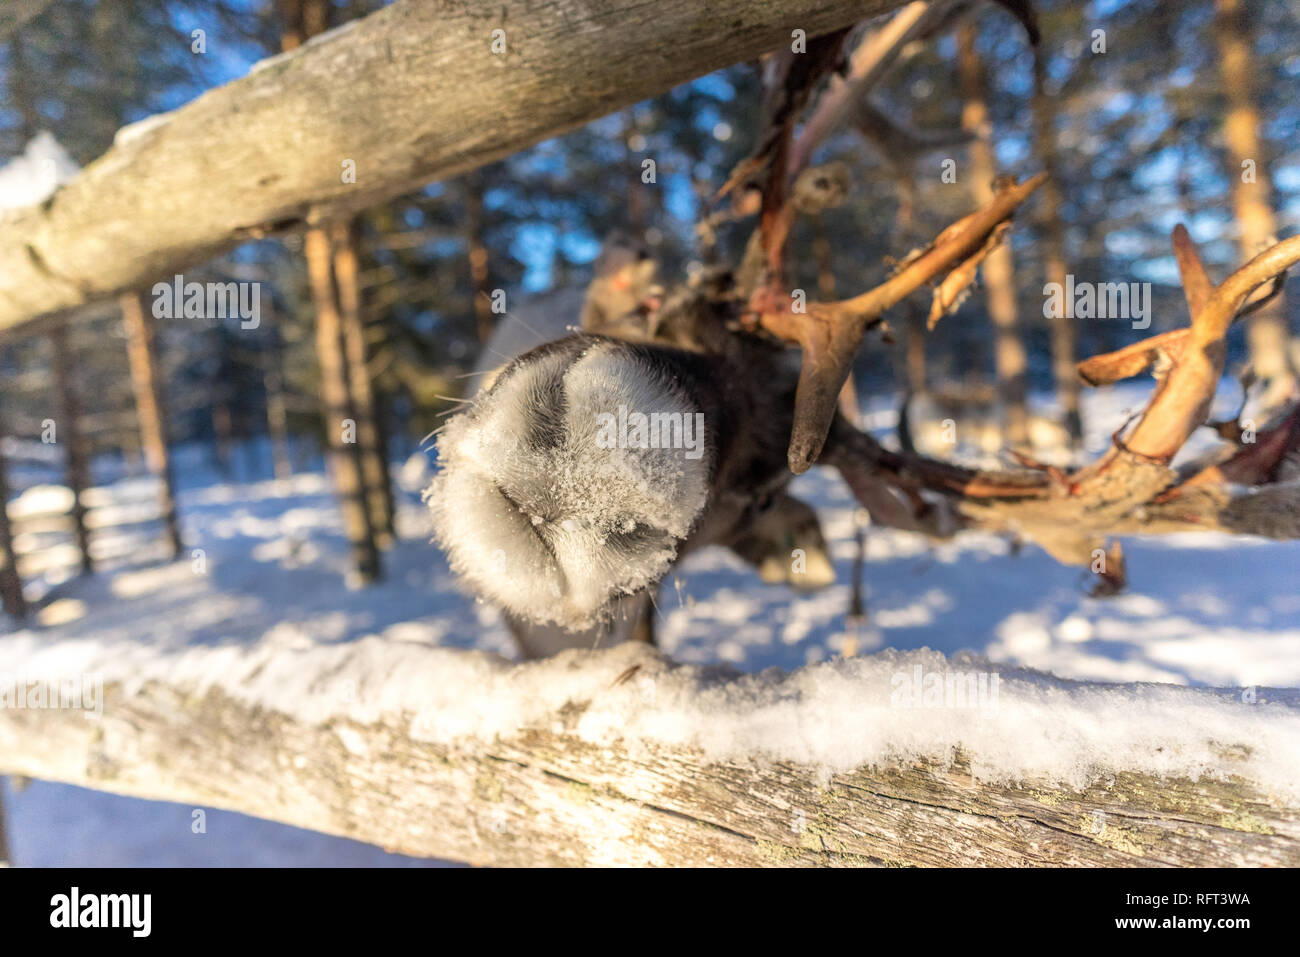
(2, 383), (1299, 864)
(2, 778), (462, 868)
(5, 622), (1296, 801)
(0, 132), (79, 214)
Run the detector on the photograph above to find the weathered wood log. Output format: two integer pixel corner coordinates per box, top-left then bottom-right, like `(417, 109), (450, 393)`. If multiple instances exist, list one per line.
(0, 641), (1294, 867)
(0, 0), (904, 334)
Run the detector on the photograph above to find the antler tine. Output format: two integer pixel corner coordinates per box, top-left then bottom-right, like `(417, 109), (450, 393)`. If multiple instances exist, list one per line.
(813, 227), (1300, 570)
(1119, 232), (1300, 463)
(1207, 232), (1300, 339)
(762, 172), (1046, 473)
(1077, 229), (1300, 391)
(1170, 224), (1214, 320)
(832, 173), (1047, 324)
(1076, 329), (1189, 387)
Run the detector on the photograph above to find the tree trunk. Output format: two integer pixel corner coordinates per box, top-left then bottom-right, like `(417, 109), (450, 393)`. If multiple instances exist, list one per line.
(263, 335), (293, 481)
(1214, 0), (1295, 408)
(464, 172), (496, 345)
(0, 426), (27, 621)
(304, 226), (381, 584)
(959, 23), (1029, 448)
(49, 321), (93, 574)
(332, 224), (392, 538)
(6, 29), (39, 139)
(332, 220), (394, 545)
(120, 292), (183, 560)
(211, 396), (234, 477)
(889, 170), (928, 407)
(0, 0), (906, 334)
(290, 0), (383, 577)
(623, 109), (648, 232)
(1032, 54), (1083, 450)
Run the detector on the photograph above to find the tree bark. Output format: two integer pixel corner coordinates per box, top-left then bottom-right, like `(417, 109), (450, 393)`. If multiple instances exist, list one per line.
(263, 334), (293, 481)
(120, 293), (183, 560)
(305, 227), (381, 584)
(958, 24), (1030, 448)
(0, 0), (904, 334)
(290, 0), (384, 578)
(332, 220), (395, 544)
(464, 172), (495, 345)
(1214, 0), (1296, 408)
(49, 320), (94, 574)
(211, 396), (234, 477)
(1032, 54), (1083, 449)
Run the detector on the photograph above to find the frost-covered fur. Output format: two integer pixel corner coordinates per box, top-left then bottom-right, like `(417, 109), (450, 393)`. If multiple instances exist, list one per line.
(427, 337), (712, 629)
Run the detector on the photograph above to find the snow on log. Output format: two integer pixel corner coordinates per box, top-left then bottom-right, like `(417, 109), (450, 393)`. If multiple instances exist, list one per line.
(0, 636), (1297, 866)
(0, 0), (903, 334)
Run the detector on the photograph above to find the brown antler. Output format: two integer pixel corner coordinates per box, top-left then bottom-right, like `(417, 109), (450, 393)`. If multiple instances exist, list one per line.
(821, 225), (1300, 584)
(754, 173), (1046, 473)
(717, 9), (1045, 474)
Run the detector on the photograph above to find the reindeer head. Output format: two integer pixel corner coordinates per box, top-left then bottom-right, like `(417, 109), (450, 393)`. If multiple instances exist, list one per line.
(427, 264), (821, 632)
(429, 333), (711, 628)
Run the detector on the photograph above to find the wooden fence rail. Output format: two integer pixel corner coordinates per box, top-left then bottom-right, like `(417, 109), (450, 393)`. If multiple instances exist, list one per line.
(8, 481), (167, 578)
(0, 641), (1294, 867)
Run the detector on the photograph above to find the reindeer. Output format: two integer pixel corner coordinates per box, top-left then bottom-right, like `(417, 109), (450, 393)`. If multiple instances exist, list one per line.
(429, 19), (1300, 658)
(439, 231), (834, 658)
(428, 167), (1300, 655)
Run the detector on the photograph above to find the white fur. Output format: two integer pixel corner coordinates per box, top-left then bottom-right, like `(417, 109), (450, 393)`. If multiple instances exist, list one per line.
(427, 340), (711, 629)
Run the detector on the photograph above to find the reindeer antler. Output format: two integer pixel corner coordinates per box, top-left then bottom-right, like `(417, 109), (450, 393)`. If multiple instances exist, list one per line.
(716, 11), (1047, 474)
(752, 173), (1046, 472)
(821, 224), (1300, 586)
(707, 16), (1300, 591)
(1080, 227), (1300, 469)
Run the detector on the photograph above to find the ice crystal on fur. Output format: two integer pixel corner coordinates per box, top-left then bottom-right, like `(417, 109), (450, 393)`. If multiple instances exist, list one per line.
(427, 338), (711, 629)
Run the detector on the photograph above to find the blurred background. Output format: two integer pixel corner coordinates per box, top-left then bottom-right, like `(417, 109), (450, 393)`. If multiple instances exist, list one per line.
(0, 0), (1297, 865)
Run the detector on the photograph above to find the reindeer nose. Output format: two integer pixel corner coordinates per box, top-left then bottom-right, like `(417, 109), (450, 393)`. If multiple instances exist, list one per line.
(427, 335), (711, 630)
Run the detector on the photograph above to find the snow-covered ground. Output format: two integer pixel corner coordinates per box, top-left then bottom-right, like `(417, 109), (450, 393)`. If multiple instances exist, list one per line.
(2, 385), (1297, 865)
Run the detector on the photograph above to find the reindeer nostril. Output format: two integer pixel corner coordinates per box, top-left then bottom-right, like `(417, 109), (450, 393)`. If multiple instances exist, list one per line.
(431, 338), (711, 631)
